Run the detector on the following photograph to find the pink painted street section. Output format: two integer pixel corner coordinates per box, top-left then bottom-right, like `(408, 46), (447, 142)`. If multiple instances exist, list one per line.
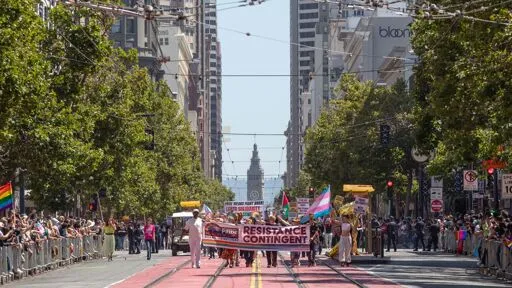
(292, 260), (359, 288)
(109, 254), (402, 288)
(154, 258), (224, 288)
(110, 256), (189, 288)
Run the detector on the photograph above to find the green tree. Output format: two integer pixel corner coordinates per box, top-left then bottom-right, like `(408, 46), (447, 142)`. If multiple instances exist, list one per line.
(411, 1), (512, 174)
(0, 1), (234, 218)
(304, 75), (416, 216)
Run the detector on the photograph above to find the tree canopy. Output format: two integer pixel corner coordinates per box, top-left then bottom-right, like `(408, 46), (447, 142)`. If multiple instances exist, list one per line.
(0, 0), (233, 219)
(411, 0), (512, 175)
(304, 75), (416, 215)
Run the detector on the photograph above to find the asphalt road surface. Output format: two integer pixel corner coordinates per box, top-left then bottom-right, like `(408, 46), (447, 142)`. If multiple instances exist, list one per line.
(4, 250), (511, 288)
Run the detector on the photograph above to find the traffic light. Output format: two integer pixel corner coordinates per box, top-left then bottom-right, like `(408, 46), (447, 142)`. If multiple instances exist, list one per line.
(380, 124), (390, 147)
(88, 196), (98, 212)
(487, 168), (495, 189)
(386, 180), (394, 198)
(308, 187), (315, 196)
(145, 128), (155, 150)
(88, 202), (96, 211)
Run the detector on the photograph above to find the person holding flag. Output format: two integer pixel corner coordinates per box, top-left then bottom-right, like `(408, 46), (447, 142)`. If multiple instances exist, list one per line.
(0, 182), (14, 212)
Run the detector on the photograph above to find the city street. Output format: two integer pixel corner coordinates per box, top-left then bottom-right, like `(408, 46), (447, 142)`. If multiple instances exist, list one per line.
(4, 250), (511, 288)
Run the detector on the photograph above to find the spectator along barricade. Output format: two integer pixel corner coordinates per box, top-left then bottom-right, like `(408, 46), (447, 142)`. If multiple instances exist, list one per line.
(439, 212), (512, 281)
(0, 212), (105, 285)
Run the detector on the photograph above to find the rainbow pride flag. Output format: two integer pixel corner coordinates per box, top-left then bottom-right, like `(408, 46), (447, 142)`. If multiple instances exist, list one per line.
(0, 182), (13, 211)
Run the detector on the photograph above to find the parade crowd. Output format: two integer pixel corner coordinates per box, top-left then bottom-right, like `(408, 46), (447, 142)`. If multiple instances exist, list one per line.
(180, 208), (512, 271)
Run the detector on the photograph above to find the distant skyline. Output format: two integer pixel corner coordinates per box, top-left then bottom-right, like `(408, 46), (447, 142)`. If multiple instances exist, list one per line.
(218, 0), (289, 195)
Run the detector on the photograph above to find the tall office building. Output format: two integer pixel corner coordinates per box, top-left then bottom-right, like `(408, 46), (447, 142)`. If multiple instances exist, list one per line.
(287, 0), (320, 188)
(205, 0), (223, 180)
(109, 1), (163, 81)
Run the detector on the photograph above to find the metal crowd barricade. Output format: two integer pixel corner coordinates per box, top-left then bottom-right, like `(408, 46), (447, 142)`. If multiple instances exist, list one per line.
(463, 234), (474, 255)
(444, 230), (457, 252)
(0, 235), (106, 285)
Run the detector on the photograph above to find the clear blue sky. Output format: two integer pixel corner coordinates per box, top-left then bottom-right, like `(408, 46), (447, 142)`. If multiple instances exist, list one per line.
(218, 0), (289, 188)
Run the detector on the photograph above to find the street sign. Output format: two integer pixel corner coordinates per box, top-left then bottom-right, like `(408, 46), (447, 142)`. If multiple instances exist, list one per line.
(431, 199), (443, 212)
(463, 170), (478, 191)
(501, 174), (512, 199)
(431, 176), (443, 188)
(430, 187), (443, 200)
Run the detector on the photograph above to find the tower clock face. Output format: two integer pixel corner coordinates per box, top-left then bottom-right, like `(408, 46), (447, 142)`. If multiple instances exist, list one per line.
(250, 190), (260, 200)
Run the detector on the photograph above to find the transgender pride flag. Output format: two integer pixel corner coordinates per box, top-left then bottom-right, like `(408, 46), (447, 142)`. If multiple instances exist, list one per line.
(301, 186), (331, 224)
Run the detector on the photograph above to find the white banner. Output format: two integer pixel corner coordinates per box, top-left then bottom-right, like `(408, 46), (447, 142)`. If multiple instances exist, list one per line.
(463, 170), (478, 191)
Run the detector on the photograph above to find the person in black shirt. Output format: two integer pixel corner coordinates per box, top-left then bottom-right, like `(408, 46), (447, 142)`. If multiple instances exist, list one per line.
(386, 217), (397, 252)
(152, 223), (160, 253)
(128, 222), (135, 254)
(427, 219), (440, 251)
(414, 217), (426, 251)
(307, 214), (320, 266)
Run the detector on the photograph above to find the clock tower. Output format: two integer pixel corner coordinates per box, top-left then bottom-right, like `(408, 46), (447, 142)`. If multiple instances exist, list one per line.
(247, 144), (264, 201)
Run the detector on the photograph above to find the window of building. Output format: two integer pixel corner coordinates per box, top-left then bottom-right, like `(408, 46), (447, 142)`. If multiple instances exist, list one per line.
(299, 12), (318, 20)
(159, 38), (163, 45)
(299, 3), (318, 10)
(299, 22), (316, 29)
(300, 41), (315, 48)
(164, 38), (169, 45)
(125, 41), (135, 48)
(111, 18), (121, 33)
(300, 31), (315, 38)
(300, 51), (314, 58)
(126, 17), (136, 34)
(300, 60), (310, 67)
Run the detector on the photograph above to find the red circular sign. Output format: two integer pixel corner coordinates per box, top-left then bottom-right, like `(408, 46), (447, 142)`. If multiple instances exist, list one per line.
(431, 199), (443, 212)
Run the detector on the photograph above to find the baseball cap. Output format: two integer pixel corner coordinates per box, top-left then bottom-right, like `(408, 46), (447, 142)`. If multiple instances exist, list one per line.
(193, 209), (200, 213)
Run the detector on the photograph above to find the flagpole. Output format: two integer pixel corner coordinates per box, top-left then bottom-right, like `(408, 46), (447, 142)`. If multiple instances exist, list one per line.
(10, 182), (16, 229)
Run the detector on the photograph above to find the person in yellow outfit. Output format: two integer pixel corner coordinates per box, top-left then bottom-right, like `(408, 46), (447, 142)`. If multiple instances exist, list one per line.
(104, 218), (116, 261)
(349, 215), (360, 256)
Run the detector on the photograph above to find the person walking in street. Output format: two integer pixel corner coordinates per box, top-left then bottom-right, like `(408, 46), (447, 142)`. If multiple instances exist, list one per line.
(428, 218), (440, 251)
(307, 214), (321, 267)
(338, 214), (353, 267)
(414, 217), (426, 251)
(184, 209), (203, 268)
(104, 218), (116, 261)
(152, 222), (160, 254)
(128, 222), (135, 254)
(386, 217), (397, 252)
(324, 217), (333, 249)
(144, 218), (156, 260)
(134, 223), (143, 254)
(265, 215), (278, 268)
